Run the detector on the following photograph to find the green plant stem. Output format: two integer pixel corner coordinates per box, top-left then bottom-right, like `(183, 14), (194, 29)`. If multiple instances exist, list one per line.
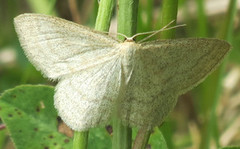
(26, 0), (57, 15)
(73, 131), (88, 149)
(117, 0), (139, 40)
(196, 0), (208, 37)
(48, 0), (57, 14)
(137, 0), (154, 40)
(112, 0), (139, 149)
(200, 1), (237, 149)
(72, 0), (115, 148)
(159, 0), (178, 39)
(95, 0), (115, 31)
(112, 118), (132, 149)
(217, 0), (237, 40)
(132, 128), (151, 149)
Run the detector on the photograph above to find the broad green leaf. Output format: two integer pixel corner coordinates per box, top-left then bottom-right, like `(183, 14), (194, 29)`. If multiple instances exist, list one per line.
(0, 85), (72, 149)
(148, 128), (168, 149)
(159, 121), (174, 149)
(88, 127), (112, 149)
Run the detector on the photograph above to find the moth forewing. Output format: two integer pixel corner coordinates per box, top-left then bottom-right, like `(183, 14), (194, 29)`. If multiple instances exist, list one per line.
(14, 13), (119, 80)
(138, 38), (230, 95)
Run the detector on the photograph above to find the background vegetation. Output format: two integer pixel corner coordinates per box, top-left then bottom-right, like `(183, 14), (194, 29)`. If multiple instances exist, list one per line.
(0, 0), (240, 148)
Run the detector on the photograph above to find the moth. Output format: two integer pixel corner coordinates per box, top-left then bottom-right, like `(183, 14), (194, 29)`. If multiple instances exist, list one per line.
(14, 13), (230, 131)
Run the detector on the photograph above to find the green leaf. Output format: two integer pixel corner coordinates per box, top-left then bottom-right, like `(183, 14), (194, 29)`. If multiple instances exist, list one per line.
(88, 127), (112, 149)
(148, 128), (168, 149)
(0, 85), (72, 149)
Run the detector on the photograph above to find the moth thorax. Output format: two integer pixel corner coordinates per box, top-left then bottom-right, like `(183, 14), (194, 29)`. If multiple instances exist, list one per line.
(119, 42), (138, 84)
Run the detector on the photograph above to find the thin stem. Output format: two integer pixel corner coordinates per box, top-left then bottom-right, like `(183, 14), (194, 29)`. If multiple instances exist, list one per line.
(196, 0), (208, 37)
(47, 0), (57, 14)
(95, 0), (115, 31)
(132, 128), (151, 149)
(112, 0), (139, 149)
(117, 0), (139, 40)
(73, 131), (89, 149)
(159, 0), (178, 39)
(217, 0), (237, 40)
(137, 0), (154, 41)
(112, 118), (132, 149)
(26, 0), (57, 15)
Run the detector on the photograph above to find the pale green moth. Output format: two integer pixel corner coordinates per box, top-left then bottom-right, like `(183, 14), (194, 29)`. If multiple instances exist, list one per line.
(14, 13), (230, 131)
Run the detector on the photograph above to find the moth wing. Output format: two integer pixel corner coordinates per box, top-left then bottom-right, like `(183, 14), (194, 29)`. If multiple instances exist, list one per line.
(14, 13), (119, 80)
(139, 38), (230, 94)
(55, 56), (121, 131)
(121, 38), (230, 129)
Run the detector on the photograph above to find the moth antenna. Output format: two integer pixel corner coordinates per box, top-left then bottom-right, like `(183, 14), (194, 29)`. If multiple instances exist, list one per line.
(136, 21), (186, 43)
(97, 30), (132, 42)
(116, 33), (130, 40)
(107, 32), (132, 41)
(138, 20), (175, 43)
(131, 24), (183, 39)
